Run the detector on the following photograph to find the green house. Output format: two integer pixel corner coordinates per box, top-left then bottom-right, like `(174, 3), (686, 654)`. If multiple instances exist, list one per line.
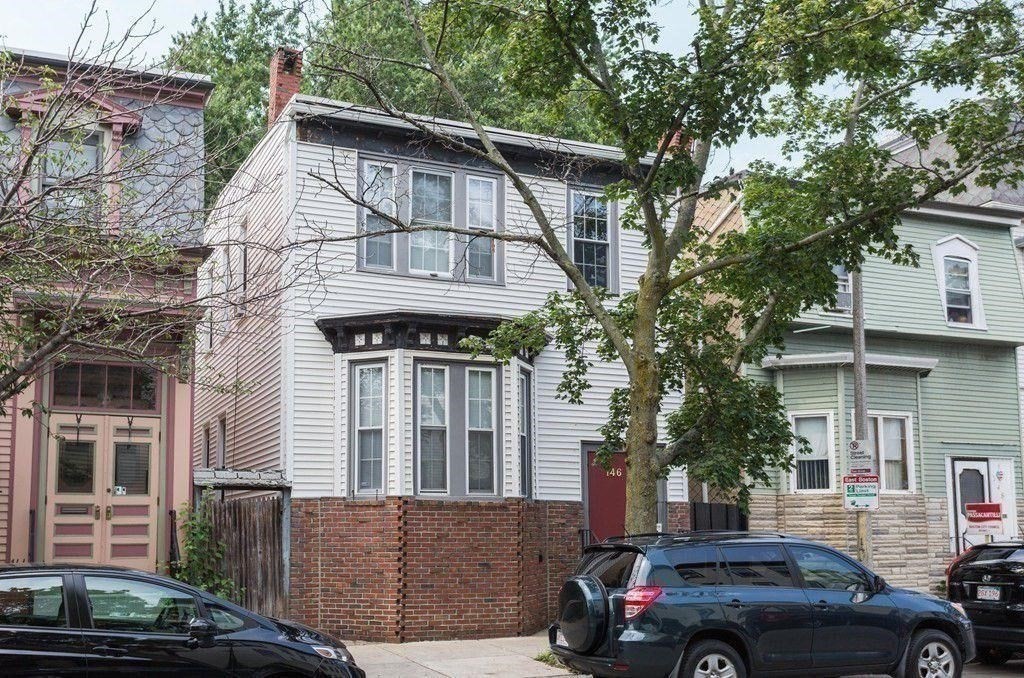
(716, 176), (1024, 591)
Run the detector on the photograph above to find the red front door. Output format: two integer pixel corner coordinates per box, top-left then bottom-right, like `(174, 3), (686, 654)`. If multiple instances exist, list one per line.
(586, 448), (627, 541)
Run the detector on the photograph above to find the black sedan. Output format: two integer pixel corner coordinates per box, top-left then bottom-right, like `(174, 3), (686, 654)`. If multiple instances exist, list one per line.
(947, 540), (1024, 666)
(0, 563), (364, 677)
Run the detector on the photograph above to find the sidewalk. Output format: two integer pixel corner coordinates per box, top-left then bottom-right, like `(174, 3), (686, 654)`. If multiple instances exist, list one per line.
(345, 632), (572, 678)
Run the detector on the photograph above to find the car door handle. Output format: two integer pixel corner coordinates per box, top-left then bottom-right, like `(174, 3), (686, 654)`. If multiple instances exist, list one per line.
(813, 601), (834, 611)
(92, 645), (129, 657)
(725, 599), (747, 608)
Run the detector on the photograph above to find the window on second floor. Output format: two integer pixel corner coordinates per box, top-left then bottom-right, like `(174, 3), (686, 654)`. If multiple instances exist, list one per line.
(829, 265), (852, 313)
(570, 190), (614, 290)
(41, 132), (104, 213)
(933, 235), (985, 329)
(943, 256), (972, 323)
(357, 158), (504, 284)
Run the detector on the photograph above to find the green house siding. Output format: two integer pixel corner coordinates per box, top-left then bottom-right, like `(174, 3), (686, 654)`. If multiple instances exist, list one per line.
(766, 330), (1023, 499)
(795, 215), (1024, 344)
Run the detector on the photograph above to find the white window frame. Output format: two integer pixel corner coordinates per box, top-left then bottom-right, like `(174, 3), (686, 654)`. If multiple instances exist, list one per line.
(825, 264), (852, 314)
(354, 362), (387, 494)
(465, 366), (498, 495)
(569, 188), (613, 290)
(932, 235), (986, 330)
(788, 410), (836, 494)
(416, 364), (450, 494)
(851, 410), (916, 494)
(360, 160), (398, 271)
(408, 167), (455, 277)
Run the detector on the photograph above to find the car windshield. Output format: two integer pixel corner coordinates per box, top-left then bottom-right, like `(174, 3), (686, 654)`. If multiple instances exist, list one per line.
(973, 547), (1024, 562)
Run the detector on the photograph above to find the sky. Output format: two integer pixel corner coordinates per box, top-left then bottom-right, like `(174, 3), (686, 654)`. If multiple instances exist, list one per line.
(0, 0), (957, 176)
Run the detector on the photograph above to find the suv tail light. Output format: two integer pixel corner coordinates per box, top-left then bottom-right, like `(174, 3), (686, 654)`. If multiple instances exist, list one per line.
(945, 548), (975, 595)
(624, 586), (662, 620)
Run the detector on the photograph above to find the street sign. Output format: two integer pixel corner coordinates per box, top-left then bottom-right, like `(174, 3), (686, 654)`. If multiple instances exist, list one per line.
(965, 502), (1004, 536)
(843, 474), (879, 511)
(847, 439), (876, 475)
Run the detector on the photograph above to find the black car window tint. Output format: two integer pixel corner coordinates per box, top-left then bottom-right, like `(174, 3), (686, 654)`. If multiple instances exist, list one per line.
(789, 546), (872, 592)
(207, 604), (249, 632)
(721, 545), (795, 587)
(582, 550), (638, 589)
(84, 576), (199, 635)
(666, 546), (720, 586)
(0, 576), (66, 628)
(974, 547), (1024, 562)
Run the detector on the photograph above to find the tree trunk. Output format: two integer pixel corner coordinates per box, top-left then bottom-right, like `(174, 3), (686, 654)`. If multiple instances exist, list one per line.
(623, 279), (663, 534)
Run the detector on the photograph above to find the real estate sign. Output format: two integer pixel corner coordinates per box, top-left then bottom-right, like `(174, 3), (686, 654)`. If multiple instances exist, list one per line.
(965, 502), (1004, 536)
(843, 474), (879, 511)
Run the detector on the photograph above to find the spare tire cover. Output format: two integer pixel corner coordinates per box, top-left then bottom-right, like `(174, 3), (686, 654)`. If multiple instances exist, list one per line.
(557, 575), (608, 654)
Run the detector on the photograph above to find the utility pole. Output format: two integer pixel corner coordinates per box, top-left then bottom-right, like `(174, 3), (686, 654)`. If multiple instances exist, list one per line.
(851, 268), (873, 565)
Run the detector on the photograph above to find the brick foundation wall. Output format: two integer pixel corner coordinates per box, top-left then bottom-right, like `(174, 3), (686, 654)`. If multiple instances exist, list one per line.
(289, 497), (582, 642)
(666, 501), (691, 531)
(748, 493), (953, 591)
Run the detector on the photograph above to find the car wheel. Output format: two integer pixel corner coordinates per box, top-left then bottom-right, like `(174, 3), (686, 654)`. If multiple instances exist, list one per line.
(679, 640), (747, 678)
(904, 629), (962, 678)
(976, 646), (1012, 666)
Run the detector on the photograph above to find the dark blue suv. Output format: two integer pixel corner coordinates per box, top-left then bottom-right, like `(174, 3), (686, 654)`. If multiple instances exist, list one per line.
(550, 532), (974, 678)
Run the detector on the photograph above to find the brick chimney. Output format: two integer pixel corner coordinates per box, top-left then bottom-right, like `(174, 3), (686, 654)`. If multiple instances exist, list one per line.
(268, 47), (302, 129)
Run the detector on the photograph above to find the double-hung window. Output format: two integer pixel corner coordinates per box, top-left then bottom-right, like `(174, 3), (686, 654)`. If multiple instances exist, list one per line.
(361, 161), (397, 269)
(864, 414), (912, 492)
(570, 190), (611, 289)
(933, 235), (984, 328)
(410, 170), (453, 275)
(943, 256), (973, 324)
(355, 364), (386, 493)
(467, 368), (496, 494)
(42, 131), (103, 214)
(519, 370), (533, 498)
(418, 366), (448, 492)
(466, 176), (497, 280)
(791, 413), (833, 492)
(830, 265), (852, 313)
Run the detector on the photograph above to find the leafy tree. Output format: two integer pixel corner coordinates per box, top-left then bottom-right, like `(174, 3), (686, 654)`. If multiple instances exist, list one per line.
(311, 0), (1024, 532)
(307, 0), (608, 143)
(165, 0), (301, 205)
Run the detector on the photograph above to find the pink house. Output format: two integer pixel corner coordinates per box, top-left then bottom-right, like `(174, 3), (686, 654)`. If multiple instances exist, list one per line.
(0, 49), (213, 570)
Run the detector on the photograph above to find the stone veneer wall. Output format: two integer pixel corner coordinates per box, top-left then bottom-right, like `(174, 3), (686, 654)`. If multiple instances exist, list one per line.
(748, 493), (952, 591)
(288, 497), (583, 642)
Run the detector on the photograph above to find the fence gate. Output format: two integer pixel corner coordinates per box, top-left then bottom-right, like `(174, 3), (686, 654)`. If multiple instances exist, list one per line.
(209, 496), (286, 618)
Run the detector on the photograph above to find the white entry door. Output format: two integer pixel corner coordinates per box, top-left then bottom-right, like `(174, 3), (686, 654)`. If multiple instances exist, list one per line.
(950, 457), (1019, 554)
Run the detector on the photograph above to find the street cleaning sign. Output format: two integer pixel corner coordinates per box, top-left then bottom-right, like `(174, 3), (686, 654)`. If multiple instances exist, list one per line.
(847, 439), (876, 475)
(964, 502), (1004, 536)
(843, 474), (879, 511)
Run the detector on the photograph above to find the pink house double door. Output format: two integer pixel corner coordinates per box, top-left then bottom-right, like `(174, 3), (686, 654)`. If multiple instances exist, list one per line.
(45, 413), (161, 570)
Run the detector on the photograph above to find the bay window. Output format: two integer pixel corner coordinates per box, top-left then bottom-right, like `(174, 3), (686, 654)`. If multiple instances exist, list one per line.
(417, 365), (449, 492)
(467, 368), (496, 493)
(354, 363), (386, 493)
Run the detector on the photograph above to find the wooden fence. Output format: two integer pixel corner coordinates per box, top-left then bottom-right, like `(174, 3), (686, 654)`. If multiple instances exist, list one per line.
(209, 496), (286, 618)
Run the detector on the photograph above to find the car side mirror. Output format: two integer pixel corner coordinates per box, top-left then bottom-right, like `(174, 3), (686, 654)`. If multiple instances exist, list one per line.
(873, 575), (887, 593)
(187, 617), (217, 648)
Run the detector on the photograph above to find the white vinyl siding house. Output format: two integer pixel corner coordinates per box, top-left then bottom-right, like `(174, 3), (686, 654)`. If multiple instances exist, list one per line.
(196, 96), (687, 506)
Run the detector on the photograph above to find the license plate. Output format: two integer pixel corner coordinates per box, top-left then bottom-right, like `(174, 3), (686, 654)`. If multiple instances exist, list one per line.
(555, 629), (567, 647)
(977, 585), (1001, 601)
